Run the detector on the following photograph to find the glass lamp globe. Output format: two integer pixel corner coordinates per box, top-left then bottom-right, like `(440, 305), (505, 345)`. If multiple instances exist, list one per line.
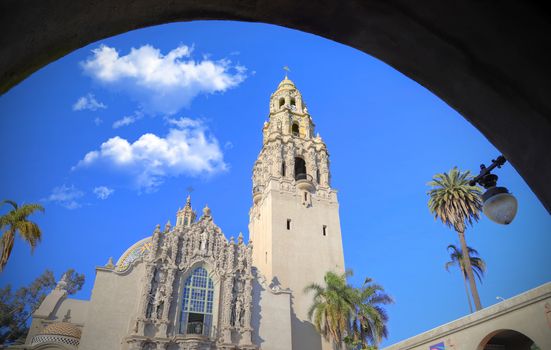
(482, 187), (518, 225)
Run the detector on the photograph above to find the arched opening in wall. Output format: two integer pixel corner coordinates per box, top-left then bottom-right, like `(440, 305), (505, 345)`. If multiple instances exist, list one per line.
(179, 267), (215, 337)
(478, 329), (540, 350)
(279, 98), (285, 109)
(294, 157), (306, 180)
(292, 123), (299, 136)
(290, 97), (296, 108)
(281, 161), (286, 177)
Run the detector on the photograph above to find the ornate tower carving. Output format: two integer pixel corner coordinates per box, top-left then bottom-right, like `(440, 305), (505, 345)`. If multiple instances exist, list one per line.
(176, 195), (197, 227)
(249, 76), (345, 350)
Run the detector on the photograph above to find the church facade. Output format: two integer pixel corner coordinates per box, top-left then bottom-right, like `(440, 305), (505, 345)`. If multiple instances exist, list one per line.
(14, 77), (345, 350)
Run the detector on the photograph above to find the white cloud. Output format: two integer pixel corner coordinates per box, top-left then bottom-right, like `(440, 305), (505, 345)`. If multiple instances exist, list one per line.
(113, 111), (143, 129)
(93, 186), (114, 200)
(74, 117), (227, 191)
(93, 117), (103, 126)
(44, 185), (84, 209)
(73, 93), (107, 111)
(81, 44), (247, 114)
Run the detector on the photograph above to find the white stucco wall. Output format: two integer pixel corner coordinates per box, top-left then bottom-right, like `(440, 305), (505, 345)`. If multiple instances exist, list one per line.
(78, 264), (145, 350)
(252, 278), (293, 350)
(250, 179), (345, 350)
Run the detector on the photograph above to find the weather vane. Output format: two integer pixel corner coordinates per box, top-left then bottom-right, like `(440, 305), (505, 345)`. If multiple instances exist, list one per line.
(283, 66), (291, 78)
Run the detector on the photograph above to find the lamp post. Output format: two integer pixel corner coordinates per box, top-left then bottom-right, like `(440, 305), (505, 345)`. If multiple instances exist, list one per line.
(470, 155), (518, 225)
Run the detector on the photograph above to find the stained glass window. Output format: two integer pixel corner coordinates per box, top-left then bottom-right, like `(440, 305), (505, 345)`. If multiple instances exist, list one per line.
(179, 267), (215, 337)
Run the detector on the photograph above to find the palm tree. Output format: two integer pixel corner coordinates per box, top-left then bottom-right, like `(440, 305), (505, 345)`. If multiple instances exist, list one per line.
(427, 167), (483, 310)
(348, 277), (393, 349)
(305, 271), (393, 350)
(445, 244), (486, 313)
(304, 270), (355, 348)
(0, 200), (44, 272)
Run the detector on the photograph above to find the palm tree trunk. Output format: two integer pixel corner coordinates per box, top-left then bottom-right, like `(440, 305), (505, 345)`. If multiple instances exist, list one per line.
(0, 229), (16, 271)
(457, 230), (482, 311)
(461, 271), (473, 313)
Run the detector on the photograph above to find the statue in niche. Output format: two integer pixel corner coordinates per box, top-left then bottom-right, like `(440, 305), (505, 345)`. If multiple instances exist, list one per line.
(200, 228), (208, 251)
(153, 285), (165, 319)
(234, 295), (244, 328)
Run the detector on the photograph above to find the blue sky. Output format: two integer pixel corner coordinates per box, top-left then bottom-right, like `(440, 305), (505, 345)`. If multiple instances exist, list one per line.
(0, 21), (549, 346)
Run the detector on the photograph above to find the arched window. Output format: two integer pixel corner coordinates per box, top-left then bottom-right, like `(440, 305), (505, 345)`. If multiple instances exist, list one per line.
(281, 161), (286, 177)
(316, 169), (320, 184)
(279, 98), (285, 108)
(292, 123), (299, 136)
(179, 267), (215, 337)
(294, 157), (306, 180)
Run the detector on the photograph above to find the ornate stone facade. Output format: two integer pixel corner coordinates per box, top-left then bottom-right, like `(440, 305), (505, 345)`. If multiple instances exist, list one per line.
(251, 76), (336, 217)
(123, 202), (256, 350)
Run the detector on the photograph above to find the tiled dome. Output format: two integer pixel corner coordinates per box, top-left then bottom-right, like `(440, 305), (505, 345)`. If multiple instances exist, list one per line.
(32, 322), (82, 347)
(116, 236), (152, 271)
(40, 322), (82, 339)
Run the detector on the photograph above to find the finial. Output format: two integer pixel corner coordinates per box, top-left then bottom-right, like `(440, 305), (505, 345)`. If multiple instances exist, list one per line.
(238, 232), (244, 244)
(230, 236), (235, 244)
(203, 204), (211, 217)
(55, 272), (69, 291)
(165, 220), (172, 232)
(105, 257), (115, 269)
(154, 224), (161, 233)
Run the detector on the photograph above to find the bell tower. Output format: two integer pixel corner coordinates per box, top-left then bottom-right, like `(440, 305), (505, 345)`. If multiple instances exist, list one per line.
(249, 75), (345, 350)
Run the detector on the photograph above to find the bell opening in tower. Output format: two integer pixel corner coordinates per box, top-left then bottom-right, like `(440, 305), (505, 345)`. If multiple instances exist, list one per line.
(292, 123), (299, 136)
(294, 157), (307, 180)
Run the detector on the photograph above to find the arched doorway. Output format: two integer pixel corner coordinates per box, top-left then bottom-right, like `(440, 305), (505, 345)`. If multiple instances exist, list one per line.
(479, 329), (540, 350)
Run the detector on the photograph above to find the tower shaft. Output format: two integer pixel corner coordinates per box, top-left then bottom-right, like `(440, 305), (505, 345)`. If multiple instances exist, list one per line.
(249, 77), (345, 350)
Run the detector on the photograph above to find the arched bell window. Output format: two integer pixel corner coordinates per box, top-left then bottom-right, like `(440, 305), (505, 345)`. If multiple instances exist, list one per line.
(279, 97), (285, 108)
(290, 97), (296, 110)
(179, 267), (215, 337)
(292, 123), (299, 136)
(294, 157), (306, 180)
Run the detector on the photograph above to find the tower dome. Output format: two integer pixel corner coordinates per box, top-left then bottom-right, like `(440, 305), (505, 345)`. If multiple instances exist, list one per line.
(277, 75), (296, 90)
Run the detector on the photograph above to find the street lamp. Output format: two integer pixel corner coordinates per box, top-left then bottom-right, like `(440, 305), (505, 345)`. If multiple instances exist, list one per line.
(470, 155), (518, 225)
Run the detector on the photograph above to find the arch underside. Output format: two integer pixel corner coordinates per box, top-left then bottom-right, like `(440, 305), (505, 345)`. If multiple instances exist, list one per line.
(1, 0), (550, 211)
(478, 329), (539, 350)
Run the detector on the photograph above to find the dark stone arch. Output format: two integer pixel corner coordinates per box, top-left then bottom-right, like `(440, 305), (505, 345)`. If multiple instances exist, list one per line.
(1, 0), (550, 211)
(478, 329), (539, 350)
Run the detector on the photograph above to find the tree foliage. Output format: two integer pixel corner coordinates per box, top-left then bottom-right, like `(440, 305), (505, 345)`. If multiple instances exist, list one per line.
(445, 244), (486, 282)
(305, 270), (392, 349)
(427, 167), (482, 233)
(0, 269), (84, 345)
(427, 167), (485, 311)
(0, 200), (45, 271)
